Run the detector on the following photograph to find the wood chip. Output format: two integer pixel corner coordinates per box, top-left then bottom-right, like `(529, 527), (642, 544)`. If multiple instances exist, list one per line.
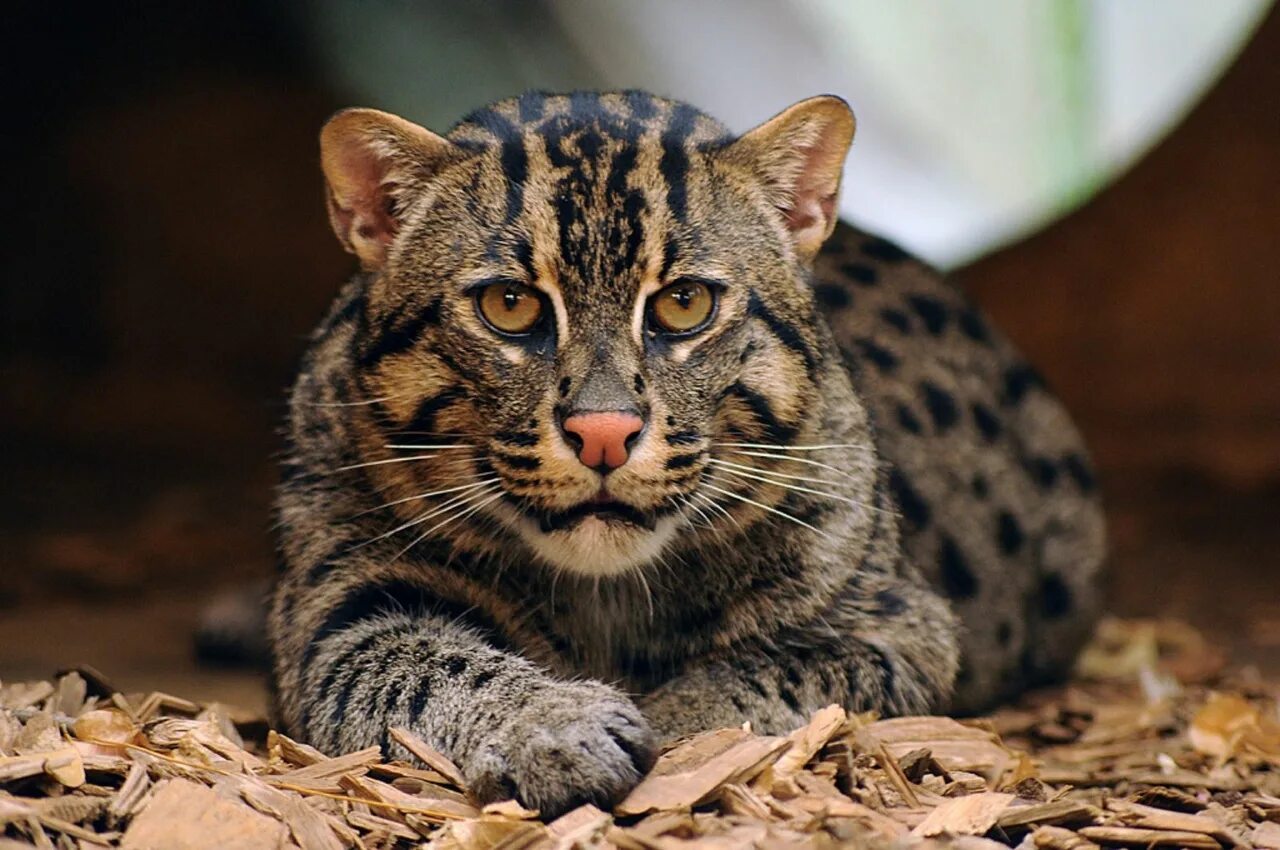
(387, 726), (467, 788)
(3, 619), (1280, 850)
(912, 791), (1015, 837)
(616, 731), (790, 815)
(120, 778), (289, 850)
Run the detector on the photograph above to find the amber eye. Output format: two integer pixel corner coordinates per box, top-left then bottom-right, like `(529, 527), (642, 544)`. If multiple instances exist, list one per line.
(476, 282), (544, 335)
(649, 280), (716, 335)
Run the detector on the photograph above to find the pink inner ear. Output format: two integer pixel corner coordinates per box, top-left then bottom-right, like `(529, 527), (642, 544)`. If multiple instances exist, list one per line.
(780, 140), (839, 237)
(336, 143), (398, 248)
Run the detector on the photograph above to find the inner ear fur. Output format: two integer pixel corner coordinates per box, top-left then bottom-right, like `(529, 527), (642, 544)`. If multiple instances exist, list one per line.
(319, 108), (460, 270)
(727, 95), (856, 263)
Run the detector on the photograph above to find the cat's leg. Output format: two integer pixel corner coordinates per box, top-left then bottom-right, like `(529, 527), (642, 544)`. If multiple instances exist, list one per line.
(274, 595), (655, 816)
(640, 575), (959, 738)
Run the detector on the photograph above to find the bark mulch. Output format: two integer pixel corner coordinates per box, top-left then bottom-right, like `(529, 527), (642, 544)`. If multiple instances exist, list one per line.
(2, 618), (1278, 849)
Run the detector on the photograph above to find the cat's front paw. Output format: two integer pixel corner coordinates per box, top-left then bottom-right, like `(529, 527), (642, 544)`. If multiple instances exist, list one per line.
(466, 682), (655, 817)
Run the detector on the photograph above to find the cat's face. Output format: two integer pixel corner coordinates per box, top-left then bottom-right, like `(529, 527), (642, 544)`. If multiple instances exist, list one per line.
(324, 92), (853, 575)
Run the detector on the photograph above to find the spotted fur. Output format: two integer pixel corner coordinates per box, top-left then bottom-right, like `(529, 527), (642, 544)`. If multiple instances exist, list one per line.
(269, 90), (1105, 816)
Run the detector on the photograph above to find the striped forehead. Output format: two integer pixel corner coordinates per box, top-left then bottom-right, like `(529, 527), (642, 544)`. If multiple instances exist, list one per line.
(449, 92), (730, 305)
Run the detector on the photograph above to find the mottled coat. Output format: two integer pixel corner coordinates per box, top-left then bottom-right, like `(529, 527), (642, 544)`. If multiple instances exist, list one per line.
(269, 91), (1105, 816)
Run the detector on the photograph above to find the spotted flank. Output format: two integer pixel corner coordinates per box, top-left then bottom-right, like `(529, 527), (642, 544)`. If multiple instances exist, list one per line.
(266, 90), (1105, 817)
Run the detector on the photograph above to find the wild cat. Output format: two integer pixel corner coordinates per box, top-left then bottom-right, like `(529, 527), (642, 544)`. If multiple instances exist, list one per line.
(267, 91), (1105, 815)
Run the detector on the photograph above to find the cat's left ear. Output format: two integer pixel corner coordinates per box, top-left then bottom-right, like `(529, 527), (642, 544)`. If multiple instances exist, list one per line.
(320, 108), (464, 271)
(727, 96), (855, 262)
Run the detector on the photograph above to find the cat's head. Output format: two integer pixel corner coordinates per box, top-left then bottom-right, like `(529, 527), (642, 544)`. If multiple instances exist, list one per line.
(322, 91), (854, 575)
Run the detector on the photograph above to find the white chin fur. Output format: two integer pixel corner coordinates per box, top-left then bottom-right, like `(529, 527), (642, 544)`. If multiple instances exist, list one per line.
(518, 514), (678, 577)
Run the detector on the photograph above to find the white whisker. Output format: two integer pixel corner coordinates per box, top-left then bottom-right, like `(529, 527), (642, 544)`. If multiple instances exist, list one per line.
(709, 457), (837, 486)
(709, 464), (860, 508)
(724, 449), (856, 478)
(695, 493), (739, 528)
(394, 490), (506, 560)
(382, 444), (477, 451)
(701, 482), (830, 538)
(354, 484), (499, 549)
(713, 441), (873, 452)
(300, 395), (402, 408)
(349, 476), (500, 518)
(334, 452), (473, 473)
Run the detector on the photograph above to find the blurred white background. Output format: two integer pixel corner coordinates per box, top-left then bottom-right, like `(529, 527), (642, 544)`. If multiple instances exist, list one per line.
(309, 0), (1271, 268)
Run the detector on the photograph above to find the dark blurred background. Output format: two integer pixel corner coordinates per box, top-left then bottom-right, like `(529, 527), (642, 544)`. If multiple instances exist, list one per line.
(2, 3), (1277, 710)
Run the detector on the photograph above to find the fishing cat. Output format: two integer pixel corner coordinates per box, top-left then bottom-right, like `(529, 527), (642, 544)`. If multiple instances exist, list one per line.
(269, 90), (1105, 816)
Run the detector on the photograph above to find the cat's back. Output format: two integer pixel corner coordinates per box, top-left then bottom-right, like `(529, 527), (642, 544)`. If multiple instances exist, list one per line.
(814, 223), (1106, 711)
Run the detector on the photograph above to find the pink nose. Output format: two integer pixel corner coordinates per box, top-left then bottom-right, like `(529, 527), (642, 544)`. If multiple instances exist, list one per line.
(562, 411), (644, 470)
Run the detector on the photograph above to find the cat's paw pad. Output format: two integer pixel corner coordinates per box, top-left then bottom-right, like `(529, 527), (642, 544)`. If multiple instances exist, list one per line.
(467, 683), (655, 817)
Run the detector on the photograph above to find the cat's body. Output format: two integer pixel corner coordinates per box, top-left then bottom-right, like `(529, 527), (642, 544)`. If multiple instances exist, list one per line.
(269, 91), (1105, 815)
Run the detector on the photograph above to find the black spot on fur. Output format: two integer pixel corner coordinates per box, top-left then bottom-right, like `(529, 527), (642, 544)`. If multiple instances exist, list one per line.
(1062, 453), (1097, 493)
(633, 373), (645, 393)
(907, 295), (949, 335)
(939, 536), (978, 599)
(559, 377), (572, 397)
(841, 262), (879, 285)
(1039, 573), (1074, 618)
(445, 656), (468, 675)
(971, 402), (1003, 442)
(996, 511), (1025, 555)
(889, 469), (930, 531)
(896, 403), (923, 435)
(958, 307), (992, 344)
(1003, 363), (1045, 406)
(920, 382), (959, 431)
(814, 282), (852, 308)
(861, 236), (909, 262)
(1026, 456), (1060, 489)
(874, 590), (908, 616)
(472, 669), (497, 689)
(857, 338), (899, 372)
(879, 308), (912, 333)
(666, 415), (677, 428)
(971, 474), (990, 498)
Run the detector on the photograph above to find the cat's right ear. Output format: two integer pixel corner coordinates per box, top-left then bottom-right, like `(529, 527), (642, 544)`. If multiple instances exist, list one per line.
(320, 108), (461, 271)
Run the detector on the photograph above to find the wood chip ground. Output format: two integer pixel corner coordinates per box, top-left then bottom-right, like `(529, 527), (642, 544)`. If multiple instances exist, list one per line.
(2, 618), (1278, 849)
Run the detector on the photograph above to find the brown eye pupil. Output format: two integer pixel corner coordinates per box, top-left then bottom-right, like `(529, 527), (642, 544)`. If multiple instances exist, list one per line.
(477, 282), (543, 335)
(650, 280), (716, 335)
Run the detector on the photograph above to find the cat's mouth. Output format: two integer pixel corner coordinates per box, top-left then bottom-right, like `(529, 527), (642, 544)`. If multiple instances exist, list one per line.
(538, 499), (656, 533)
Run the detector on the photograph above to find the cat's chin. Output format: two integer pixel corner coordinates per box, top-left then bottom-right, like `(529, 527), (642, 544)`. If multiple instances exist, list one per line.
(519, 513), (679, 577)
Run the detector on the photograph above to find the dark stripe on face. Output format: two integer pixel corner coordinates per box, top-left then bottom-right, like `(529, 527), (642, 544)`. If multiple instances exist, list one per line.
(665, 430), (702, 446)
(494, 430), (539, 447)
(747, 290), (819, 376)
(605, 142), (646, 277)
(665, 451), (703, 470)
(659, 238), (680, 281)
(725, 381), (796, 443)
(465, 107), (529, 222)
(358, 297), (443, 369)
(400, 386), (467, 440)
(517, 90), (548, 123)
(623, 89), (657, 120)
(493, 451), (541, 471)
(660, 103), (698, 222)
